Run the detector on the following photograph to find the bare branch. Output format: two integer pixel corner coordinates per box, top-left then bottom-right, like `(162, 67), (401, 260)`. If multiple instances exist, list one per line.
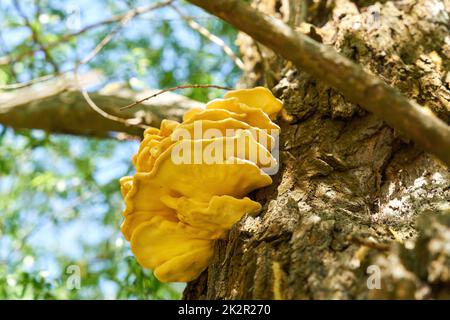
(12, 0), (59, 72)
(120, 84), (233, 110)
(71, 6), (154, 130)
(170, 4), (244, 70)
(74, 71), (149, 130)
(187, 0), (450, 167)
(70, 8), (147, 130)
(0, 73), (204, 138)
(0, 0), (175, 67)
(0, 74), (57, 90)
(0, 0), (174, 90)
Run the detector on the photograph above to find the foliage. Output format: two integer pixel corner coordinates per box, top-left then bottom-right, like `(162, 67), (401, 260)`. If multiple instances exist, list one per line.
(0, 0), (241, 299)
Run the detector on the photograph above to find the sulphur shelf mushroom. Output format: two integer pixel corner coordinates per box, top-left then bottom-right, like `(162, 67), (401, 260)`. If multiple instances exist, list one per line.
(120, 87), (282, 282)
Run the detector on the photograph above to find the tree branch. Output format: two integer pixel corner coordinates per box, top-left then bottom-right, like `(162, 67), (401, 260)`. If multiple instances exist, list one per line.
(12, 0), (59, 73)
(170, 4), (244, 70)
(0, 73), (203, 138)
(0, 0), (175, 67)
(120, 84), (233, 110)
(0, 0), (174, 90)
(187, 0), (450, 167)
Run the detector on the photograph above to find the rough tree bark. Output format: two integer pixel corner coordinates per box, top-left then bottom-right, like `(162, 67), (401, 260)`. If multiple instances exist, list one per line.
(184, 0), (450, 299)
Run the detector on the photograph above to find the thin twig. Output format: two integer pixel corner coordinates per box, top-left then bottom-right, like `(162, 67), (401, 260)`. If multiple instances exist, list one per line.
(0, 0), (175, 67)
(12, 0), (59, 73)
(120, 84), (233, 110)
(80, 11), (134, 65)
(0, 71), (204, 137)
(0, 32), (18, 80)
(71, 6), (153, 130)
(170, 4), (244, 70)
(74, 67), (149, 130)
(0, 0), (174, 90)
(0, 74), (58, 90)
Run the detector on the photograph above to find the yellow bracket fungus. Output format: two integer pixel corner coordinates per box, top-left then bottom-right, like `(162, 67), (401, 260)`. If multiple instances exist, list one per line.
(120, 86), (282, 282)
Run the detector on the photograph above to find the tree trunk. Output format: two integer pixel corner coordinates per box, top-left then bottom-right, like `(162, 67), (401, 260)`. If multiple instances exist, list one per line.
(184, 0), (450, 299)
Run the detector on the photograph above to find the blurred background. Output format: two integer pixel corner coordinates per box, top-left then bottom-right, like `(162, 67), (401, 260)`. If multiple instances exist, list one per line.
(0, 0), (241, 299)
